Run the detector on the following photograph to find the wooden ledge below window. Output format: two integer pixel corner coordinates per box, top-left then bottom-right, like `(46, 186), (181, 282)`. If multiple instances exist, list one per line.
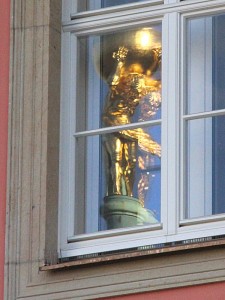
(40, 238), (225, 271)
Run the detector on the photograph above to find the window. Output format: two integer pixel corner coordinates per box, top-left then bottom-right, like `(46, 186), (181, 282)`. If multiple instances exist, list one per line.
(184, 14), (225, 219)
(76, 0), (149, 12)
(59, 0), (225, 258)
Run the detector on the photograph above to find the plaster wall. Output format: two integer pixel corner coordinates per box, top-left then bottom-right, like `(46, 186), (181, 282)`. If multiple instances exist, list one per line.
(102, 281), (225, 300)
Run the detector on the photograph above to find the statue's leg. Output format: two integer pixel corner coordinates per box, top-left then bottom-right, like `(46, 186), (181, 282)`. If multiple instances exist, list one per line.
(104, 135), (123, 195)
(124, 140), (138, 197)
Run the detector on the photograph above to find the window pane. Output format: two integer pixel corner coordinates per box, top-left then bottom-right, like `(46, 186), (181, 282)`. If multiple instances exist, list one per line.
(186, 14), (225, 115)
(75, 125), (161, 235)
(185, 116), (225, 219)
(76, 25), (162, 132)
(77, 0), (147, 12)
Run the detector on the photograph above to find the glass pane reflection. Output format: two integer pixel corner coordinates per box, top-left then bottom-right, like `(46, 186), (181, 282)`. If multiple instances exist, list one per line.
(77, 25), (162, 131)
(185, 115), (225, 219)
(77, 0), (146, 12)
(101, 126), (161, 230)
(186, 14), (225, 114)
(75, 126), (161, 234)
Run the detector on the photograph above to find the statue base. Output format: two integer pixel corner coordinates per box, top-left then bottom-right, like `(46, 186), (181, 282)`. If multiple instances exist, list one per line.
(101, 195), (158, 230)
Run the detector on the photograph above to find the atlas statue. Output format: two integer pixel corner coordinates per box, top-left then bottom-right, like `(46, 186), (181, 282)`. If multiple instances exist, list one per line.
(100, 28), (162, 206)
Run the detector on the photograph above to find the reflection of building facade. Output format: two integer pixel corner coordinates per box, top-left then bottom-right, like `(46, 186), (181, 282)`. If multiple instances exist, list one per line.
(2, 0), (225, 299)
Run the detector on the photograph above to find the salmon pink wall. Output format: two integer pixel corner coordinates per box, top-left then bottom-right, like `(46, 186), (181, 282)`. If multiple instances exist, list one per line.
(0, 0), (10, 298)
(102, 281), (225, 300)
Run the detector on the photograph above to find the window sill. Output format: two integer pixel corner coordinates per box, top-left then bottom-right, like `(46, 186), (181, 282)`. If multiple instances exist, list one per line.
(40, 237), (225, 271)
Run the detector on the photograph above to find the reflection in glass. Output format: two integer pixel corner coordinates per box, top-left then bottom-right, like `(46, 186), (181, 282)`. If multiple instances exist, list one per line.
(99, 27), (161, 230)
(100, 29), (162, 199)
(77, 26), (162, 131)
(185, 13), (225, 221)
(75, 126), (161, 234)
(185, 116), (225, 219)
(77, 0), (145, 12)
(102, 126), (161, 203)
(75, 26), (162, 234)
(186, 14), (225, 114)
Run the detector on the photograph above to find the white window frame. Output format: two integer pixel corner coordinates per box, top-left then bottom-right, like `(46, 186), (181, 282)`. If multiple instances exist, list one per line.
(59, 0), (225, 259)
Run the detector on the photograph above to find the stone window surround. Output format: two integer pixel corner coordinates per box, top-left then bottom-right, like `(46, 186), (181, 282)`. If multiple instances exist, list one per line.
(5, 0), (225, 299)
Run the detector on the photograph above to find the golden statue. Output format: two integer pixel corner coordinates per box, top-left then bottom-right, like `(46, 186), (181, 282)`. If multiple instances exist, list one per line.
(98, 28), (162, 207)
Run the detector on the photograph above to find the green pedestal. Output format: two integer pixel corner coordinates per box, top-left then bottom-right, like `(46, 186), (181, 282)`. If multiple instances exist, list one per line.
(101, 195), (158, 230)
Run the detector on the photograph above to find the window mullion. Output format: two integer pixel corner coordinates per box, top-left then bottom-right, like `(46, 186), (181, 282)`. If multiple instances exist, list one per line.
(73, 119), (162, 137)
(163, 11), (180, 236)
